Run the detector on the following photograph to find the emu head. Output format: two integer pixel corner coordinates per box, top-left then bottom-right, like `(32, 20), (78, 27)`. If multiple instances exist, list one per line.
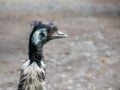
(29, 21), (68, 48)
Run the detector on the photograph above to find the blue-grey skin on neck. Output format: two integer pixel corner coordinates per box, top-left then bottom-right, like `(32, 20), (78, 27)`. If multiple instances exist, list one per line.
(32, 28), (47, 48)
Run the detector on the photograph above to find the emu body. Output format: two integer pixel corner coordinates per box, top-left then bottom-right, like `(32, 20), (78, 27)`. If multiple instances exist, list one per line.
(18, 21), (67, 90)
(18, 60), (46, 90)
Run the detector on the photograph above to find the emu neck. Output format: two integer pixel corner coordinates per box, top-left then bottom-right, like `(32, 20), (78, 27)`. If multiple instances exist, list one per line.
(29, 42), (44, 64)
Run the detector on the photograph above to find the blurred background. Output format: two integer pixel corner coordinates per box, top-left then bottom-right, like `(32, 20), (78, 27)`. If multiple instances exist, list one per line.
(0, 0), (120, 90)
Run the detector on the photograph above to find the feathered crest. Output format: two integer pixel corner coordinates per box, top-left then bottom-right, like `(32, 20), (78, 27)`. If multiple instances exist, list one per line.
(30, 20), (58, 32)
(31, 20), (42, 27)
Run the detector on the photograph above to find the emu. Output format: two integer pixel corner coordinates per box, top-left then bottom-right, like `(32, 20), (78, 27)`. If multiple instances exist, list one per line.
(18, 21), (68, 90)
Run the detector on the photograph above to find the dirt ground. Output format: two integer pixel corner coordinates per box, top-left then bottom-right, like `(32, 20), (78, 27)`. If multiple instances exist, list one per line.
(0, 0), (120, 90)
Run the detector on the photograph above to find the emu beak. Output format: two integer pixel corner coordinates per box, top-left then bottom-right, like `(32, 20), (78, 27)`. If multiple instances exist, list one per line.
(51, 31), (68, 39)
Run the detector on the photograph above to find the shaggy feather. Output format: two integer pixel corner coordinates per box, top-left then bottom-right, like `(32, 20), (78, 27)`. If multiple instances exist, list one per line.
(18, 60), (46, 90)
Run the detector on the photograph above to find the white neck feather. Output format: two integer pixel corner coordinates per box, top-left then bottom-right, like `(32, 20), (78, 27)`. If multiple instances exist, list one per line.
(18, 60), (46, 90)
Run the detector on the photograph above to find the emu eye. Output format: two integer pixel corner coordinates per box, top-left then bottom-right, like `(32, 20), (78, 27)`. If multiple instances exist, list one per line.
(49, 31), (54, 35)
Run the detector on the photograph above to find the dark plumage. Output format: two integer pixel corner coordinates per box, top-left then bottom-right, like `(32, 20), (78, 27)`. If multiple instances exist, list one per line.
(18, 21), (68, 90)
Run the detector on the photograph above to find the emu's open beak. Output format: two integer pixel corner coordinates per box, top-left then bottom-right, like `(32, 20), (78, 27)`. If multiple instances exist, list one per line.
(51, 31), (68, 39)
